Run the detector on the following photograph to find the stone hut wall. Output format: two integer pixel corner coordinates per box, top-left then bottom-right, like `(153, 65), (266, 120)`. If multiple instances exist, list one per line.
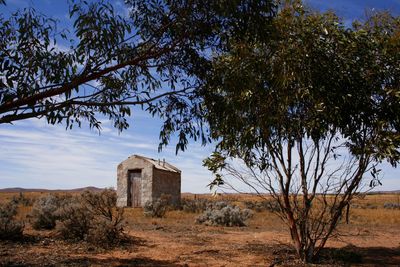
(116, 157), (153, 207)
(152, 167), (181, 206)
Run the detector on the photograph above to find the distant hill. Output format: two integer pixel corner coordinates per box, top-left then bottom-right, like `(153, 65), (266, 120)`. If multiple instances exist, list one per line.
(182, 191), (400, 196)
(367, 190), (400, 195)
(0, 187), (398, 194)
(0, 186), (104, 193)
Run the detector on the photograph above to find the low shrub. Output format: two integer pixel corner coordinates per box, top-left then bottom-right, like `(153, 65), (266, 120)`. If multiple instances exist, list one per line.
(82, 189), (124, 246)
(244, 200), (281, 213)
(57, 199), (93, 241)
(196, 203), (253, 227)
(143, 195), (171, 218)
(0, 201), (24, 240)
(181, 198), (215, 213)
(87, 216), (124, 245)
(364, 203), (378, 209)
(206, 201), (230, 210)
(350, 204), (362, 209)
(383, 202), (400, 209)
(350, 203), (379, 209)
(10, 192), (33, 206)
(244, 201), (262, 212)
(57, 189), (124, 247)
(30, 194), (70, 230)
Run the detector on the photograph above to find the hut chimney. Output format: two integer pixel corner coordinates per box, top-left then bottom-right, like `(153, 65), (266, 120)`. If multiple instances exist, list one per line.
(163, 158), (165, 167)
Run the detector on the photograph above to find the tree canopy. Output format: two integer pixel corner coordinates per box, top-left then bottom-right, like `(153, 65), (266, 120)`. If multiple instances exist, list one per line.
(203, 4), (400, 166)
(202, 2), (400, 262)
(0, 0), (275, 151)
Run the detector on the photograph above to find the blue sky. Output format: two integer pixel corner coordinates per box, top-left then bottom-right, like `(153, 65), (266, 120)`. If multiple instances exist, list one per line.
(0, 0), (399, 192)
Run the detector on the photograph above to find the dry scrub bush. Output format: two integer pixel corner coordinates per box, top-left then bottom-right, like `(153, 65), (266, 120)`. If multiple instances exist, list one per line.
(81, 189), (125, 246)
(87, 217), (124, 245)
(206, 200), (229, 210)
(30, 194), (71, 230)
(0, 201), (24, 240)
(143, 195), (171, 218)
(57, 199), (93, 241)
(351, 203), (378, 209)
(244, 200), (281, 213)
(383, 202), (400, 209)
(180, 198), (218, 213)
(57, 189), (124, 247)
(196, 202), (253, 227)
(10, 192), (33, 207)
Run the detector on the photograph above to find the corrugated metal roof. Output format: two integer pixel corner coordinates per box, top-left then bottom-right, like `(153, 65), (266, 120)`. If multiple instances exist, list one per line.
(129, 154), (181, 173)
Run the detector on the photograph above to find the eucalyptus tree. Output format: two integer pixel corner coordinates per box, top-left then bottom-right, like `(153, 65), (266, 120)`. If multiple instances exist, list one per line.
(203, 3), (400, 263)
(0, 0), (276, 151)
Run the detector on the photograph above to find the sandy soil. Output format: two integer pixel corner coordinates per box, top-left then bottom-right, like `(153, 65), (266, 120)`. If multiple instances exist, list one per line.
(1, 211), (400, 267)
(2, 193), (400, 266)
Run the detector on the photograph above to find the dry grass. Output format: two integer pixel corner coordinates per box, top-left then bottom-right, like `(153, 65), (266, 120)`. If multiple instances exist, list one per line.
(349, 208), (400, 226)
(3, 191), (400, 228)
(347, 194), (400, 226)
(122, 193), (400, 235)
(1, 191), (400, 266)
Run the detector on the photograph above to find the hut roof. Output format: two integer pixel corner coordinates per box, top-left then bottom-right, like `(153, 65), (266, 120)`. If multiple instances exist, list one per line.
(127, 154), (181, 173)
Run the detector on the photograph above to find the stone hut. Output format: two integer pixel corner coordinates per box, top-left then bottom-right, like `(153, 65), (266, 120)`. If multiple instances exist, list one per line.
(116, 154), (181, 207)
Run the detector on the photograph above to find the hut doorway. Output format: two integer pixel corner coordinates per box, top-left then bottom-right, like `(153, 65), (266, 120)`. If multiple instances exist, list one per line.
(128, 169), (142, 207)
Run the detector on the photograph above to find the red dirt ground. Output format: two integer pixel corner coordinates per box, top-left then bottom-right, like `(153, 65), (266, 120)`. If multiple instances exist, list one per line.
(1, 208), (399, 266)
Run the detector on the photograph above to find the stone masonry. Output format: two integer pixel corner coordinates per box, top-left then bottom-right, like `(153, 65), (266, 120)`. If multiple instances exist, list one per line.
(116, 155), (181, 207)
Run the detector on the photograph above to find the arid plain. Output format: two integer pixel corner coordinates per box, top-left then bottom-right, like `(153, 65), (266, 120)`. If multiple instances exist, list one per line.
(0, 191), (399, 266)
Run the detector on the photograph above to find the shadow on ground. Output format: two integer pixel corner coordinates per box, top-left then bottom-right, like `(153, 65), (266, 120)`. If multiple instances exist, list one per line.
(0, 235), (163, 266)
(318, 245), (400, 266)
(241, 241), (400, 266)
(346, 245), (399, 265)
(2, 236), (399, 266)
(60, 256), (183, 267)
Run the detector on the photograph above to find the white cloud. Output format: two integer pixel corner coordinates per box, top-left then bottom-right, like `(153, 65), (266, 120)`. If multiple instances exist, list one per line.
(1, 117), (398, 193)
(0, 118), (215, 192)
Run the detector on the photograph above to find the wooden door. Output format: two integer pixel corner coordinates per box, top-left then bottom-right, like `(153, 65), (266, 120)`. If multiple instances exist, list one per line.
(129, 170), (142, 207)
